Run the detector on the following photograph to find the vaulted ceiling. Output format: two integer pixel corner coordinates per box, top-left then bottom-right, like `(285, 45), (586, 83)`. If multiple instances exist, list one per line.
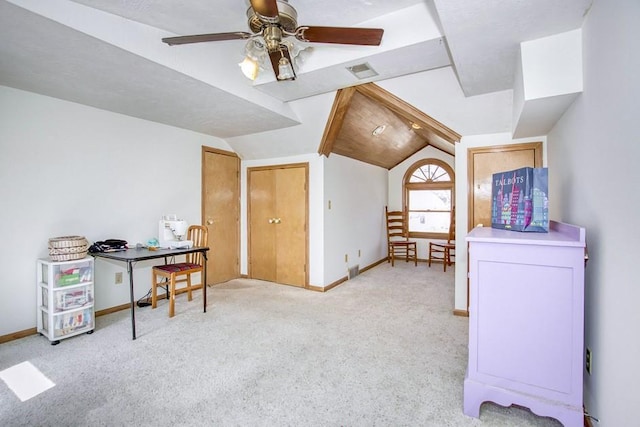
(0, 0), (592, 163)
(319, 83), (460, 169)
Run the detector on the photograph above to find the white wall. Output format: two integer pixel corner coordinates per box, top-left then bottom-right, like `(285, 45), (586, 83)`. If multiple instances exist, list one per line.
(0, 86), (231, 336)
(547, 1), (640, 425)
(323, 154), (388, 284)
(453, 133), (547, 311)
(521, 29), (583, 100)
(225, 92), (335, 160)
(388, 145), (455, 260)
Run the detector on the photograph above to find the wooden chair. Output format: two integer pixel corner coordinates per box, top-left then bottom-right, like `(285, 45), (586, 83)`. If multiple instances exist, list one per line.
(385, 206), (417, 267)
(151, 225), (208, 318)
(428, 207), (455, 272)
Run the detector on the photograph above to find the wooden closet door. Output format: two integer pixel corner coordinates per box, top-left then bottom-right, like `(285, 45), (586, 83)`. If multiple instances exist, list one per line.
(274, 166), (307, 287)
(248, 164), (308, 287)
(248, 169), (277, 282)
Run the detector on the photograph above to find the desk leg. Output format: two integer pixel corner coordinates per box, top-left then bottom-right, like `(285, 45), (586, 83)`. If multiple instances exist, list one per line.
(163, 256), (170, 300)
(128, 261), (136, 340)
(203, 251), (208, 313)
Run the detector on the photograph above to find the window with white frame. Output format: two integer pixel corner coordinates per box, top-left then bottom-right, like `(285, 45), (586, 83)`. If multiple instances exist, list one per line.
(403, 158), (455, 238)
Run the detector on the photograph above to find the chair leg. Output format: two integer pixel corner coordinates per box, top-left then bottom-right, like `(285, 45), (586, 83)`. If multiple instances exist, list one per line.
(169, 274), (176, 318)
(443, 248), (449, 272)
(187, 274), (193, 301)
(413, 244), (417, 266)
(151, 270), (158, 309)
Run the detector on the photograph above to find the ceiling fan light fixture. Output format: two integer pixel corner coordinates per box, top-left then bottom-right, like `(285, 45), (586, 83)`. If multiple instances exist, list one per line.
(245, 38), (266, 60)
(239, 56), (260, 80)
(277, 55), (295, 80)
(239, 38), (267, 80)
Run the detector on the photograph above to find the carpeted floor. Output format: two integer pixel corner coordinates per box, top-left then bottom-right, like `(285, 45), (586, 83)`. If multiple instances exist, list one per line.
(0, 261), (562, 426)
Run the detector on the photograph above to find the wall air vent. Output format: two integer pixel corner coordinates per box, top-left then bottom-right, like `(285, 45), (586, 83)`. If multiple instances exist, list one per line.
(346, 63), (378, 80)
(348, 265), (360, 279)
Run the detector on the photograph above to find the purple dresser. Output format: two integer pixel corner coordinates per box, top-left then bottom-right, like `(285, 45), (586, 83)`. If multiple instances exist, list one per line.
(464, 221), (586, 426)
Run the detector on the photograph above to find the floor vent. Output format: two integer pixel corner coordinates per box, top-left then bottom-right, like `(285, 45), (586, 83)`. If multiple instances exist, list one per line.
(348, 265), (360, 279)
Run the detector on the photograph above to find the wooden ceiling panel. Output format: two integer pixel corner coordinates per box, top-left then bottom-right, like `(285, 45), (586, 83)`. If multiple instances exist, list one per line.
(332, 92), (427, 169)
(318, 83), (461, 169)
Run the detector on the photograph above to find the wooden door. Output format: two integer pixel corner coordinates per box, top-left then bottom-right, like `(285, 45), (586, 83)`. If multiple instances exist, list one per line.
(248, 164), (308, 287)
(465, 142), (542, 313)
(274, 167), (307, 286)
(248, 168), (277, 282)
(202, 147), (240, 284)
(467, 142), (543, 231)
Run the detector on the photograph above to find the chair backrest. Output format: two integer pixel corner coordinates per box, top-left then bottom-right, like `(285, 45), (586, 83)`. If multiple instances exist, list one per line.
(385, 206), (409, 243)
(447, 206), (456, 244)
(186, 225), (208, 266)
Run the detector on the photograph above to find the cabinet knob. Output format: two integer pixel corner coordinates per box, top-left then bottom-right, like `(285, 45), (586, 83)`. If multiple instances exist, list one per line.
(206, 219), (214, 225)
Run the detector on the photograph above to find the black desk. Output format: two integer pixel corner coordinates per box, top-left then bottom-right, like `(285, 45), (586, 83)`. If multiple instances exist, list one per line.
(91, 247), (209, 340)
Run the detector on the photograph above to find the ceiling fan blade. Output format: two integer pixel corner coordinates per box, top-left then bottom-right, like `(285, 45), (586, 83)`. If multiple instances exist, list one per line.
(250, 0), (279, 20)
(162, 32), (253, 46)
(295, 26), (384, 46)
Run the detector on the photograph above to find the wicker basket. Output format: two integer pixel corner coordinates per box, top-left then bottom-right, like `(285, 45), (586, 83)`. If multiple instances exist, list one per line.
(48, 236), (89, 261)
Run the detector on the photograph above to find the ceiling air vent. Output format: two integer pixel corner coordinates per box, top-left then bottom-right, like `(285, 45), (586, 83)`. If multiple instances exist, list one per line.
(346, 63), (378, 80)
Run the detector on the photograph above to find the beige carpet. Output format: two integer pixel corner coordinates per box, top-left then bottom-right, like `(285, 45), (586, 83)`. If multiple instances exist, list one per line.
(0, 261), (562, 426)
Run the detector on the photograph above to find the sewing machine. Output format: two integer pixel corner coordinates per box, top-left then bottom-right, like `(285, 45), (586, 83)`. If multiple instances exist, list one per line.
(158, 215), (193, 249)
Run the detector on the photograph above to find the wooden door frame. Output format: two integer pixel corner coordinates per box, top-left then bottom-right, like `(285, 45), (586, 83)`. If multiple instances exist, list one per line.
(247, 162), (309, 287)
(201, 146), (240, 283)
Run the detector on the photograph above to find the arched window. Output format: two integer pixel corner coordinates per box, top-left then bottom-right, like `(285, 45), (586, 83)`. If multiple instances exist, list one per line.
(403, 158), (455, 239)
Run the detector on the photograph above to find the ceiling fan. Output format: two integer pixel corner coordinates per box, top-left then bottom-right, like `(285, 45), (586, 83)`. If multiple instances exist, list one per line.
(161, 0), (384, 82)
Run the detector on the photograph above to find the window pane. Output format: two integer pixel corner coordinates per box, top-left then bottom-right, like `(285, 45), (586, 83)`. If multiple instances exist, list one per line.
(408, 189), (451, 210)
(408, 188), (451, 233)
(408, 211), (451, 233)
(409, 165), (451, 183)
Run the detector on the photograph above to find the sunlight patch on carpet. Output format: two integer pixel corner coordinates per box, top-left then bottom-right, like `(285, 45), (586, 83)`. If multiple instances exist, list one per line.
(0, 361), (55, 402)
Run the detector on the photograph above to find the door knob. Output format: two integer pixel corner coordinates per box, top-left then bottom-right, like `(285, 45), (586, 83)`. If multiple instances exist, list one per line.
(207, 219), (214, 225)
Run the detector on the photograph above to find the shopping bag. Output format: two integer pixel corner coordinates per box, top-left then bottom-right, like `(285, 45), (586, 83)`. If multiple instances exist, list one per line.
(491, 167), (549, 232)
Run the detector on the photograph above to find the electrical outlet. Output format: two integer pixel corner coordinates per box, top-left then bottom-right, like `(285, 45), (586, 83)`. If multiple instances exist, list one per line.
(586, 348), (592, 375)
(344, 254), (348, 263)
(115, 272), (123, 285)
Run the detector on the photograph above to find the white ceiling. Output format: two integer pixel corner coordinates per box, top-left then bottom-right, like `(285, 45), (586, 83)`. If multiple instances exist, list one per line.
(433, 0), (592, 96)
(0, 0), (592, 144)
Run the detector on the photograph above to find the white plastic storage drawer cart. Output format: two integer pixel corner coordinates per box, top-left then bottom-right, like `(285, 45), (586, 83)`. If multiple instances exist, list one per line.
(37, 257), (95, 345)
